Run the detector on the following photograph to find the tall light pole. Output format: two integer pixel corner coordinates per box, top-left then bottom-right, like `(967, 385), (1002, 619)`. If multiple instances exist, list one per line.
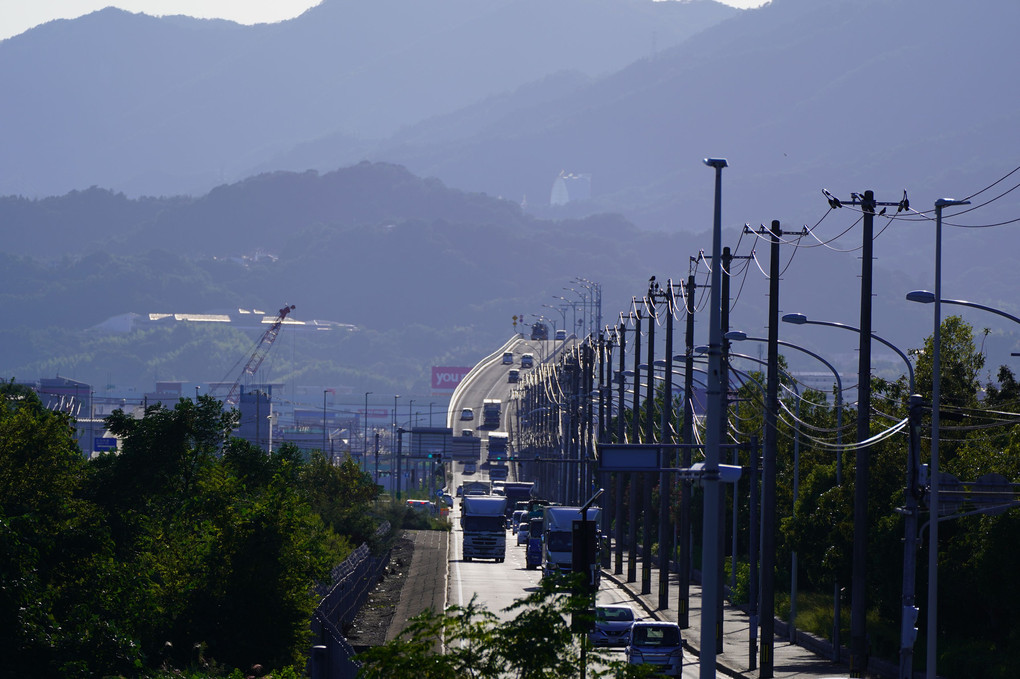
(554, 295), (582, 336)
(563, 287), (588, 336)
(576, 277), (602, 336)
(782, 312), (921, 677)
(393, 394), (400, 493)
(906, 194), (971, 679)
(700, 156), (727, 679)
(726, 330), (845, 646)
(543, 303), (567, 336)
(323, 389), (328, 454)
(907, 290), (1020, 326)
(364, 391), (372, 472)
(268, 409), (277, 453)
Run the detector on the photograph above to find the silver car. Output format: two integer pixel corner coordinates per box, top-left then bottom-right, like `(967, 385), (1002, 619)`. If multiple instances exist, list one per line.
(590, 604), (636, 647)
(626, 621), (683, 676)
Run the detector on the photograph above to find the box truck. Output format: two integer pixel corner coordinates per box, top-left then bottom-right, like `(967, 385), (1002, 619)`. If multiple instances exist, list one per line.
(543, 505), (602, 588)
(461, 495), (508, 562)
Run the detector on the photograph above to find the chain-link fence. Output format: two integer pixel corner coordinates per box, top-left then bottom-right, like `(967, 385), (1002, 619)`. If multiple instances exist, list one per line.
(309, 522), (391, 679)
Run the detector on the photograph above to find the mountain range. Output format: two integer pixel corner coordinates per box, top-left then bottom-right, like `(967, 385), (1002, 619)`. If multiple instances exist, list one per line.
(3, 0), (1020, 396)
(0, 0), (734, 199)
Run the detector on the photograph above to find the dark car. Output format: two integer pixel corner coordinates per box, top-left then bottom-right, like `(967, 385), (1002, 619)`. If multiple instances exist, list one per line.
(525, 518), (544, 570)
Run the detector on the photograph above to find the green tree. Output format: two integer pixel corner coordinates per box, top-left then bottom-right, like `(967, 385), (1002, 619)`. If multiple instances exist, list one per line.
(86, 398), (350, 672)
(299, 451), (383, 548)
(0, 381), (139, 678)
(356, 576), (654, 679)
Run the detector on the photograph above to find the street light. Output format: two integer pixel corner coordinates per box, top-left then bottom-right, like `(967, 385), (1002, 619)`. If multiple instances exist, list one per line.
(700, 155), (727, 679)
(393, 394), (400, 492)
(918, 196), (969, 679)
(665, 353), (765, 664)
(543, 303), (567, 336)
(727, 330), (845, 647)
(364, 391), (372, 472)
(576, 277), (602, 336)
(554, 295), (582, 337)
(782, 312), (922, 678)
(323, 390), (329, 455)
(782, 314), (913, 391)
(267, 410), (278, 453)
(563, 287), (589, 336)
(906, 290), (1020, 325)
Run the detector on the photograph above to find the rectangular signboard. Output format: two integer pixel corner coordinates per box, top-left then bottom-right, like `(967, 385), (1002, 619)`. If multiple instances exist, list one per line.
(598, 444), (661, 471)
(94, 437), (118, 452)
(409, 427), (452, 459)
(432, 366), (471, 393)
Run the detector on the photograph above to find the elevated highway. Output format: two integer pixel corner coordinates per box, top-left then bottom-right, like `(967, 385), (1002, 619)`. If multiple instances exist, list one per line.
(447, 334), (573, 494)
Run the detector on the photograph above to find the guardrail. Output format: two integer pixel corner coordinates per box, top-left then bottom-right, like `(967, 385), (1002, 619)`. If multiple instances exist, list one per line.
(447, 335), (523, 429)
(309, 522), (391, 679)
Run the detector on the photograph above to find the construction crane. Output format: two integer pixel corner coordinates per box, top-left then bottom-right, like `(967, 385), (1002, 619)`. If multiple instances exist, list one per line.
(223, 304), (296, 407)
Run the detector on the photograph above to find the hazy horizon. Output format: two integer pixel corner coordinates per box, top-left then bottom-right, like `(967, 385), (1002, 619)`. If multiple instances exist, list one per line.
(0, 0), (768, 42)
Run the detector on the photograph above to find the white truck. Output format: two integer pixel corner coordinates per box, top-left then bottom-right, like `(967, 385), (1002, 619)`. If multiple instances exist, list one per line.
(461, 495), (508, 562)
(482, 399), (502, 428)
(543, 505), (602, 588)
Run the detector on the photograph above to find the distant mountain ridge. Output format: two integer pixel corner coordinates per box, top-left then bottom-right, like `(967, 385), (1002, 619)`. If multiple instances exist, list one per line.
(0, 0), (736, 198)
(0, 162), (534, 259)
(364, 0), (1020, 232)
(0, 161), (691, 393)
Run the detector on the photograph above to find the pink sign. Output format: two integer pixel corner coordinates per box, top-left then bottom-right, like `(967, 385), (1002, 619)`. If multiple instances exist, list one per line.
(432, 366), (471, 391)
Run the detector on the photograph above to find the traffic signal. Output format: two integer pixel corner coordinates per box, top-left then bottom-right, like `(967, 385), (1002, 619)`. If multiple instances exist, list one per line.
(901, 604), (920, 648)
(426, 452), (443, 461)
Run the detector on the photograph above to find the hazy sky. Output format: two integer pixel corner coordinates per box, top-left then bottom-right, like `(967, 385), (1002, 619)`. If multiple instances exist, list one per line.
(1, 0), (769, 42)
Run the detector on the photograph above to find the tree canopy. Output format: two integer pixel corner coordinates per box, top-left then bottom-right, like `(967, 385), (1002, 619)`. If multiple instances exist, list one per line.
(0, 388), (386, 677)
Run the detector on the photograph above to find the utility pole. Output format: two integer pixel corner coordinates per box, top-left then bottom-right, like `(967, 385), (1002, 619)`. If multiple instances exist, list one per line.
(628, 308), (642, 584)
(615, 318), (627, 576)
(852, 192), (875, 678)
(900, 394), (923, 679)
(657, 281), (676, 610)
(395, 428), (404, 500)
(717, 246), (733, 652)
(749, 434), (760, 670)
(584, 339), (595, 502)
(642, 288), (656, 595)
(374, 432), (380, 486)
(678, 273), (697, 628)
(750, 220), (807, 678)
(822, 188), (906, 677)
(704, 243), (751, 649)
(600, 331), (613, 570)
(760, 220), (782, 678)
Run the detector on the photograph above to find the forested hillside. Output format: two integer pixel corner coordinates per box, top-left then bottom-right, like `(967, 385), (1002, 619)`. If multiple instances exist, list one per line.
(0, 162), (692, 394)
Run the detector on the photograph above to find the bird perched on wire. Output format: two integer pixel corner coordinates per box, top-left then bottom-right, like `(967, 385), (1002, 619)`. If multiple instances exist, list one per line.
(897, 190), (909, 213)
(822, 188), (842, 209)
